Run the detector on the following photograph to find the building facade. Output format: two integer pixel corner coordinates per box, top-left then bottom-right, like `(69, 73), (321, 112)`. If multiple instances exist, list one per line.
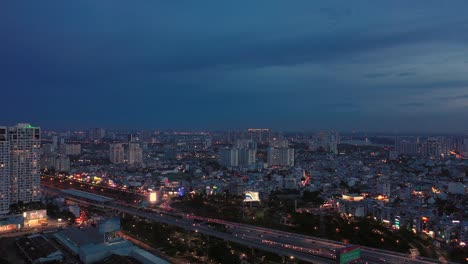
(109, 143), (124, 164)
(128, 143), (143, 165)
(0, 124), (41, 215)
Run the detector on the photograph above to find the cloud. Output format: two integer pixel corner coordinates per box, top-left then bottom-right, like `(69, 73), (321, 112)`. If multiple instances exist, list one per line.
(397, 72), (416, 77)
(398, 102), (425, 107)
(1, 1), (468, 131)
(365, 73), (389, 79)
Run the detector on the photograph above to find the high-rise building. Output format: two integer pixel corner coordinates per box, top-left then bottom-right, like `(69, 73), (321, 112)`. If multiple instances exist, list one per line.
(236, 139), (257, 168)
(238, 148), (256, 168)
(54, 156), (70, 172)
(51, 135), (58, 150)
(421, 138), (444, 159)
(89, 128), (105, 141)
(0, 124), (41, 215)
(59, 144), (81, 156)
(267, 147), (294, 167)
(269, 138), (289, 148)
(247, 128), (270, 144)
(308, 131), (339, 154)
(128, 143), (143, 165)
(395, 137), (419, 156)
(0, 127), (10, 215)
(109, 143), (124, 164)
(219, 148), (239, 168)
(219, 140), (257, 168)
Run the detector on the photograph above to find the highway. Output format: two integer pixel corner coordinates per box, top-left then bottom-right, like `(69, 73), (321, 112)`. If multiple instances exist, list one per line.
(42, 185), (453, 264)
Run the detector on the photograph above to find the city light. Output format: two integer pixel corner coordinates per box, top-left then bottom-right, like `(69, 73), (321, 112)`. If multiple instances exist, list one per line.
(149, 192), (157, 203)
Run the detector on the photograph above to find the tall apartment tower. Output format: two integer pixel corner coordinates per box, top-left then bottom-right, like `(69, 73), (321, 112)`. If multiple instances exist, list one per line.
(109, 143), (124, 164)
(219, 148), (239, 167)
(0, 124), (41, 215)
(128, 143), (143, 165)
(0, 127), (10, 215)
(267, 147), (294, 167)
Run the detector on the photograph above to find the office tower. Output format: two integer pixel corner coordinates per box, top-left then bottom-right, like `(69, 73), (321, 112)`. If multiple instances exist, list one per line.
(267, 147), (294, 167)
(0, 124), (41, 214)
(109, 143), (124, 164)
(219, 148), (239, 167)
(247, 128), (270, 144)
(128, 143), (143, 165)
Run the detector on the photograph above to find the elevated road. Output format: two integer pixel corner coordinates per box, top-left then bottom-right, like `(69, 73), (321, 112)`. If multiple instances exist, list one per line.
(42, 185), (452, 264)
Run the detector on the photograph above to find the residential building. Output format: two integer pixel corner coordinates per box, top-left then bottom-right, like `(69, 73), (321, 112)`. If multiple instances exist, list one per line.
(109, 143), (124, 164)
(267, 147), (294, 167)
(128, 143), (143, 165)
(0, 124), (41, 214)
(59, 144), (81, 156)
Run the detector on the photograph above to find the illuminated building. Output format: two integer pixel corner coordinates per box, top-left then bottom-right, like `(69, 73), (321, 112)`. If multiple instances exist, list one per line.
(0, 127), (10, 215)
(109, 143), (124, 164)
(0, 124), (41, 215)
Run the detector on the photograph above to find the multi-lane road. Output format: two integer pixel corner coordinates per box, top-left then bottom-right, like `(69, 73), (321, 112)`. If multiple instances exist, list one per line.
(42, 185), (453, 264)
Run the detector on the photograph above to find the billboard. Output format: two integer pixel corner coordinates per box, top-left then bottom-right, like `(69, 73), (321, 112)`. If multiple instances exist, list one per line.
(337, 246), (361, 264)
(149, 192), (157, 203)
(23, 210), (48, 227)
(244, 191), (260, 202)
(98, 217), (121, 234)
(23, 210), (47, 220)
(0, 224), (18, 233)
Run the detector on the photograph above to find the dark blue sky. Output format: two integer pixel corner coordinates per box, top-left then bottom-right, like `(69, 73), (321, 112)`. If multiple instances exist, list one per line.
(2, 1), (468, 132)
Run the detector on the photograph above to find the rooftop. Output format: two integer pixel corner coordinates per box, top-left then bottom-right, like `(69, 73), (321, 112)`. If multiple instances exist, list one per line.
(16, 234), (61, 262)
(97, 254), (142, 264)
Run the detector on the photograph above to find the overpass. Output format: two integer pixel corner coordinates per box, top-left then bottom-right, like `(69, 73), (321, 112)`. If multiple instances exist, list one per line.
(42, 186), (451, 264)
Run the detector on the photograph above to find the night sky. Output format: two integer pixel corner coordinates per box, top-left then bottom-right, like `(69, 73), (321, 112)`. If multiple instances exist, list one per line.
(2, 1), (468, 132)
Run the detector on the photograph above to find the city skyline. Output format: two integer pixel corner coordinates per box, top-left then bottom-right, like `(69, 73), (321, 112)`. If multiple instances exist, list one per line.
(2, 1), (468, 132)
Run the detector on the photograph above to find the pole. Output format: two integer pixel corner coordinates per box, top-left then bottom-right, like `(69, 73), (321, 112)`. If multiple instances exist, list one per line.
(242, 201), (245, 219)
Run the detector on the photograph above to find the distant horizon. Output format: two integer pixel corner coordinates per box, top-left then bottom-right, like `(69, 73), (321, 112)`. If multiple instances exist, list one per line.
(3, 1), (468, 132)
(10, 124), (464, 137)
